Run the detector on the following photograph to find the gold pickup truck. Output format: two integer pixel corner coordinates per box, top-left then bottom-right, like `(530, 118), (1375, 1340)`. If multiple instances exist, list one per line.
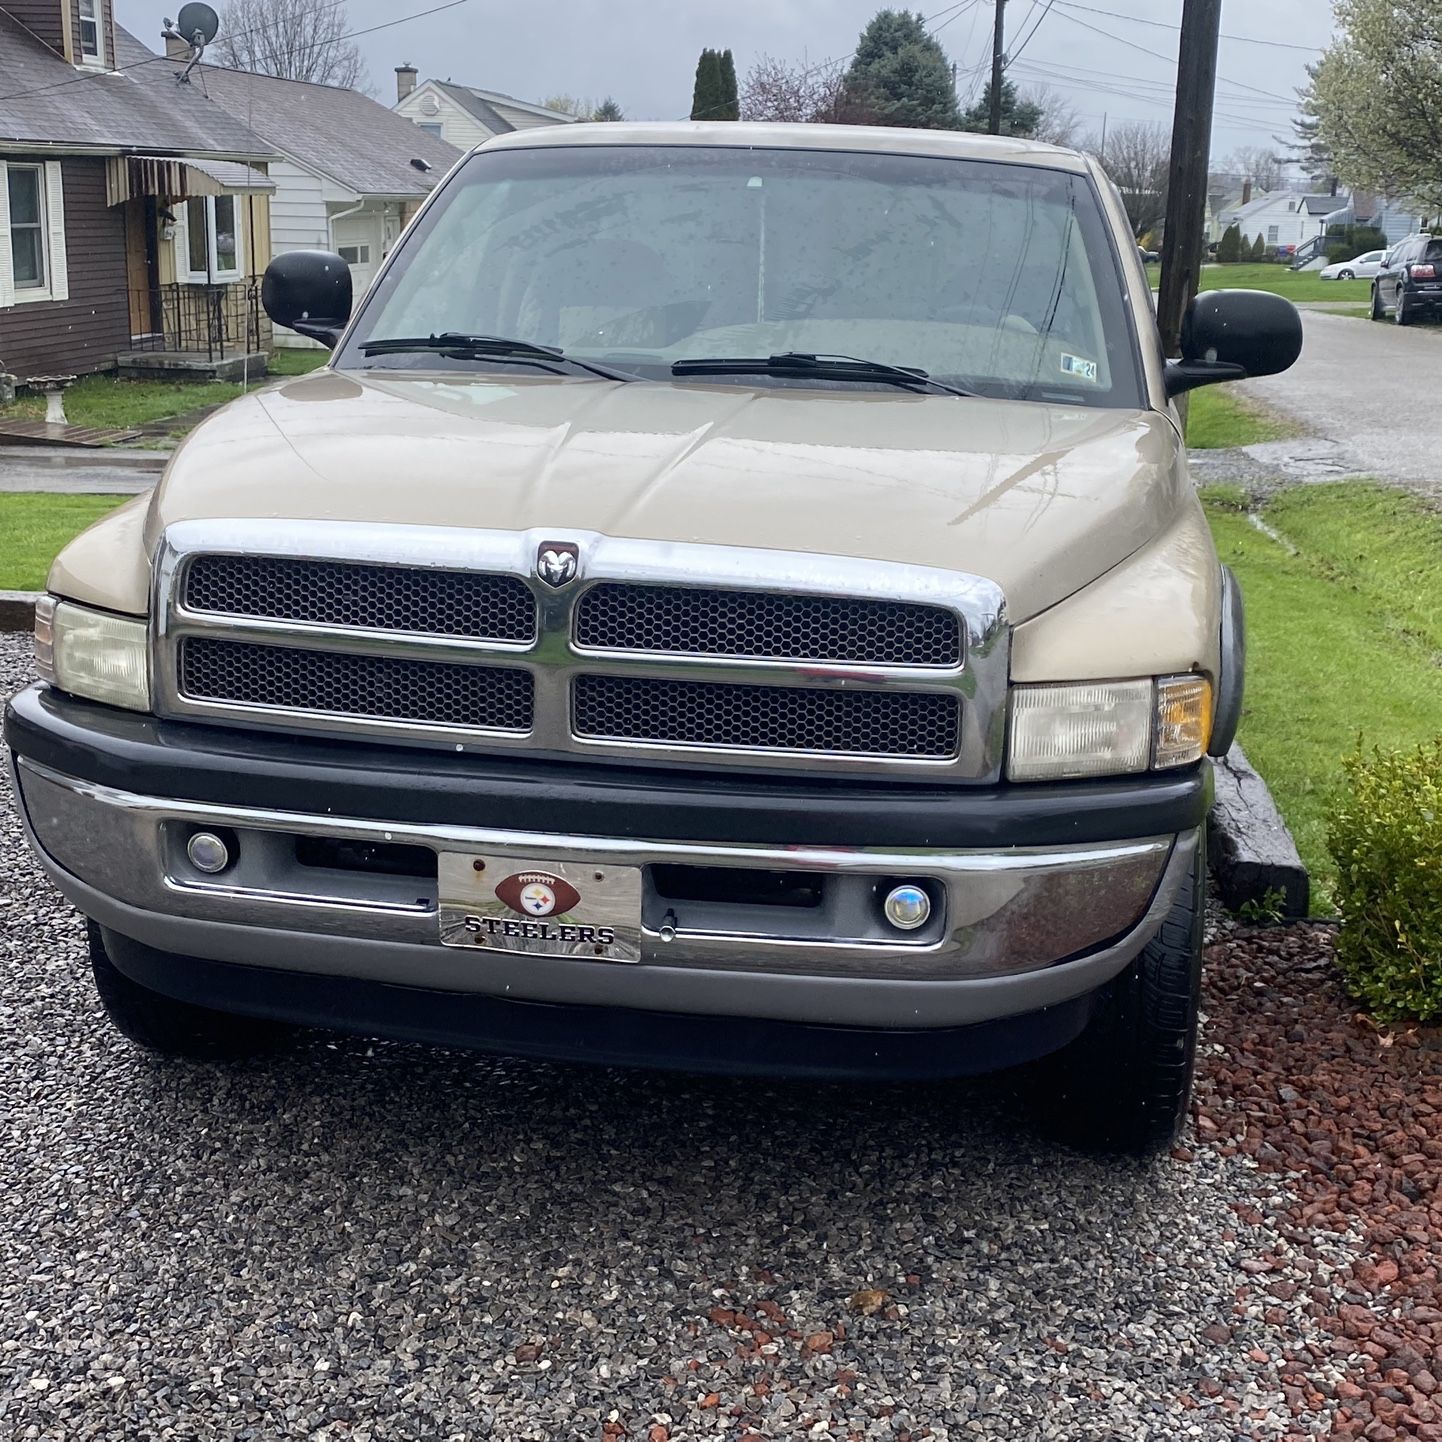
(5, 122), (1301, 1153)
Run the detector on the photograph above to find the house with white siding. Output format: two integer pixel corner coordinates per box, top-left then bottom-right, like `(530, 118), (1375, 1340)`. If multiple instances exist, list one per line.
(393, 67), (578, 150)
(175, 55), (461, 344)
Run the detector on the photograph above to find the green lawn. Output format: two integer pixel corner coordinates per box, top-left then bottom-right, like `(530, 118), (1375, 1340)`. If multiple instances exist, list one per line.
(1186, 387), (1294, 449)
(5, 375), (246, 431)
(1202, 483), (1442, 911)
(1145, 262), (1371, 303)
(267, 349), (329, 377)
(0, 494), (131, 592)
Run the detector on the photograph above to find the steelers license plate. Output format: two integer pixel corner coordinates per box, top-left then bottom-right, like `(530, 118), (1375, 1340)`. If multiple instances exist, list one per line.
(437, 853), (643, 962)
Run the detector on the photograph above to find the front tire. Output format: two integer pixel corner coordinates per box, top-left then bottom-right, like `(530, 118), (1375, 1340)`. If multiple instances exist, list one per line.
(1337, 269), (1354, 281)
(87, 921), (292, 1060)
(1030, 839), (1204, 1154)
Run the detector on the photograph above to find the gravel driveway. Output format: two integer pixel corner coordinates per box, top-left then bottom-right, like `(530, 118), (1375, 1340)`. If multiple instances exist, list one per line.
(0, 633), (1341, 1441)
(1236, 311), (1442, 492)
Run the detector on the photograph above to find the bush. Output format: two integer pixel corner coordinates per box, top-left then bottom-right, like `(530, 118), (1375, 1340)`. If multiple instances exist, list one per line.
(1327, 741), (1442, 1022)
(1250, 234), (1267, 261)
(1217, 223), (1243, 263)
(1325, 241), (1353, 264)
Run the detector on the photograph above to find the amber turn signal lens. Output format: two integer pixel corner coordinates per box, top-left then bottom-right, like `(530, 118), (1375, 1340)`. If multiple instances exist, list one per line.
(1154, 675), (1213, 769)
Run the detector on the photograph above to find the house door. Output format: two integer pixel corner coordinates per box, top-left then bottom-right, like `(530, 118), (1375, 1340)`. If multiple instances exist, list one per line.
(332, 211), (382, 295)
(124, 198), (161, 340)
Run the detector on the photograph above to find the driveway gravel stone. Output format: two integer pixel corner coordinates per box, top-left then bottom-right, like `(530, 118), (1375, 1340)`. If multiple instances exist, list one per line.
(0, 633), (1357, 1440)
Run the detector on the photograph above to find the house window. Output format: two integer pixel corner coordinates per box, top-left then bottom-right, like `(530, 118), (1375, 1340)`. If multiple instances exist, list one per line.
(183, 195), (241, 280)
(337, 244), (371, 265)
(417, 122), (444, 137)
(78, 0), (103, 63)
(7, 165), (45, 289)
(1267, 225), (1279, 245)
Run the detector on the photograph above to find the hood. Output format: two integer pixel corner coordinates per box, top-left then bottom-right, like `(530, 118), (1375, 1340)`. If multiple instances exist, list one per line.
(147, 372), (1186, 623)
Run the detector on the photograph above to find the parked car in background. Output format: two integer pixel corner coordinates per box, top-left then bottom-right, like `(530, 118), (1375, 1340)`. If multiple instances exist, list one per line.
(1371, 235), (1442, 325)
(1320, 250), (1385, 281)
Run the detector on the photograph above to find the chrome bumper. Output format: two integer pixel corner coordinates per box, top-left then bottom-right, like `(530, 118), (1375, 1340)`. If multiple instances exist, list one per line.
(11, 755), (1196, 1029)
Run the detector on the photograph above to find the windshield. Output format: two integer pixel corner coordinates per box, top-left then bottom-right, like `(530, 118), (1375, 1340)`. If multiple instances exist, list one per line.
(339, 144), (1144, 409)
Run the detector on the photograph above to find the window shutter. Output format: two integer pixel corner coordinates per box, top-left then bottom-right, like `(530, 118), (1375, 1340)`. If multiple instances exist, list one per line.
(0, 162), (14, 310)
(44, 160), (68, 303)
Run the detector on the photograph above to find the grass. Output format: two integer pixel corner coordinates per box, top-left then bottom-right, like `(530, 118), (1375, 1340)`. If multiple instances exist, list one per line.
(267, 349), (329, 377)
(1201, 483), (1442, 911)
(0, 494), (131, 592)
(5, 375), (246, 431)
(1145, 261), (1371, 303)
(1185, 387), (1295, 449)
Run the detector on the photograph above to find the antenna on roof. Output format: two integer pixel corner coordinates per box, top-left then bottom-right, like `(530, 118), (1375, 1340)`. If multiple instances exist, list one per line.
(162, 2), (220, 85)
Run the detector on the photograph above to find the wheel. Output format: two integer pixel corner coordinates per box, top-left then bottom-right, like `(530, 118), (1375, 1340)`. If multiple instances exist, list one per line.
(1028, 838), (1204, 1154)
(1371, 286), (1385, 320)
(87, 920), (292, 1060)
(1337, 269), (1354, 281)
(1396, 293), (1414, 326)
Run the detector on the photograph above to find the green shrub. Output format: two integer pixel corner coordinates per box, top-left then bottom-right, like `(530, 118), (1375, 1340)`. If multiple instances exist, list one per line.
(1250, 233), (1267, 261)
(1217, 223), (1243, 263)
(1328, 740), (1442, 1022)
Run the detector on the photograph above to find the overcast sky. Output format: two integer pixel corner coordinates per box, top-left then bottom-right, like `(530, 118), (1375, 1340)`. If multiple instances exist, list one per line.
(114, 0), (1335, 163)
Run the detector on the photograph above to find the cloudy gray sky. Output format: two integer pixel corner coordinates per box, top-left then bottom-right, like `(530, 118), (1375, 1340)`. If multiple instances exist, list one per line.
(114, 0), (1335, 162)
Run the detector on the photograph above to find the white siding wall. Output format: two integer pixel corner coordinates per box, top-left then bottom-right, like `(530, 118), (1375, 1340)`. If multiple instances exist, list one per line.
(397, 86), (495, 151)
(268, 160), (332, 348)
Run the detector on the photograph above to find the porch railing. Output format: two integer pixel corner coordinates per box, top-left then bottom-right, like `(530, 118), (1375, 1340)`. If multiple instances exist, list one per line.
(128, 280), (269, 360)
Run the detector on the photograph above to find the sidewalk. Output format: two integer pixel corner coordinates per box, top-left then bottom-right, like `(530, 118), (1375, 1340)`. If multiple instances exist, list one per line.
(0, 445), (164, 494)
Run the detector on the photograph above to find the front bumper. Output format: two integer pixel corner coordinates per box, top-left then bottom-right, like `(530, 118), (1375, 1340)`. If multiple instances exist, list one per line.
(6, 684), (1208, 1035)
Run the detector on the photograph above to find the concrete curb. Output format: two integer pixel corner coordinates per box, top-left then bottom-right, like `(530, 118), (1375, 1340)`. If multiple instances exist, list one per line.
(0, 445), (166, 472)
(0, 592), (40, 633)
(1207, 742), (1311, 918)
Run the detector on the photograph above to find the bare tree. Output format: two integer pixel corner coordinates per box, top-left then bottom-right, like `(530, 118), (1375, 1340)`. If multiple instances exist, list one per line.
(1024, 86), (1081, 148)
(214, 0), (367, 89)
(1216, 145), (1287, 192)
(739, 53), (848, 124)
(1088, 121), (1171, 237)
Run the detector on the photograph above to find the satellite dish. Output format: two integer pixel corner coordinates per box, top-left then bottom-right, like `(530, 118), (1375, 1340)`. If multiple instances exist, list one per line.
(176, 2), (220, 46)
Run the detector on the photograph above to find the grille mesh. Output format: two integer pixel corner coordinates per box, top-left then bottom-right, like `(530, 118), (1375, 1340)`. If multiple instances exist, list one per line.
(180, 638), (533, 732)
(575, 583), (960, 666)
(573, 675), (960, 758)
(184, 555), (536, 642)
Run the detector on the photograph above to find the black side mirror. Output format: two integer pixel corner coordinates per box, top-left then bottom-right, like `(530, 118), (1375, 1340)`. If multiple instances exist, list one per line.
(261, 249), (353, 349)
(1165, 288), (1303, 398)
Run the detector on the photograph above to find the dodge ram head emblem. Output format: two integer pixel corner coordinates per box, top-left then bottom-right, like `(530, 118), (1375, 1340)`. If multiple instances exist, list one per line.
(536, 541), (579, 588)
(494, 870), (582, 918)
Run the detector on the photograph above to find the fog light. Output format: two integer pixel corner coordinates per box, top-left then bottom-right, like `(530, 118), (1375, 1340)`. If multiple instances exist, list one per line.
(187, 831), (232, 875)
(883, 883), (931, 931)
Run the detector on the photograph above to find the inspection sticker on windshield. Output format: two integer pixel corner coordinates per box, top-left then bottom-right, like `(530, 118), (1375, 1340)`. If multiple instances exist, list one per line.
(1060, 353), (1099, 383)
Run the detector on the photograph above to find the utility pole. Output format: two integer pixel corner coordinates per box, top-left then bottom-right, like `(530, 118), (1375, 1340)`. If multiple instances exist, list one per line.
(1157, 0), (1223, 358)
(989, 0), (1006, 135)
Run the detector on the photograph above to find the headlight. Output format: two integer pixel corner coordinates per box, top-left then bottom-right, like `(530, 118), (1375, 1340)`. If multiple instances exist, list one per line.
(35, 597), (150, 712)
(1008, 675), (1212, 782)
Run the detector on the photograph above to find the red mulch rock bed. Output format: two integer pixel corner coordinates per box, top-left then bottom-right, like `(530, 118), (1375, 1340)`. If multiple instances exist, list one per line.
(1198, 922), (1442, 1441)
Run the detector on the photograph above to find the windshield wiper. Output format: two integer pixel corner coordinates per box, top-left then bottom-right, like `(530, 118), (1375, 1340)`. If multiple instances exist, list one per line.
(671, 352), (974, 398)
(358, 333), (642, 382)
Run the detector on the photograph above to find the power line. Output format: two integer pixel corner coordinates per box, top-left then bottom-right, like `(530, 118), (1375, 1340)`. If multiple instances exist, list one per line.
(1052, 1), (1324, 54)
(0, 0), (469, 106)
(1008, 0), (1058, 64)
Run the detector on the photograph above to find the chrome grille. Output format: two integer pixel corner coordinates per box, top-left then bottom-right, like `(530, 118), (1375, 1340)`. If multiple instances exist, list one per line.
(185, 554), (535, 642)
(155, 522), (1010, 781)
(575, 583), (961, 666)
(574, 675), (961, 758)
(180, 638), (533, 733)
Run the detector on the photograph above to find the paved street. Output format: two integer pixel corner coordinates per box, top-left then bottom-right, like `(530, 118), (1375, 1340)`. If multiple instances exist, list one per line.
(0, 446), (161, 495)
(0, 633), (1350, 1441)
(1237, 311), (1442, 491)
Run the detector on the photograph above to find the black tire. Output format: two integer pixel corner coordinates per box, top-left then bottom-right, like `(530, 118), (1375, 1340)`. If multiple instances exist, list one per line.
(1396, 292), (1413, 326)
(1371, 285), (1386, 321)
(87, 921), (292, 1060)
(1030, 839), (1204, 1155)
(1337, 269), (1354, 281)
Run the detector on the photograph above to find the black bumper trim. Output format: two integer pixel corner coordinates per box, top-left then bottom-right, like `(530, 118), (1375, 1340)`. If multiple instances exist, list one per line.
(6, 684), (1211, 850)
(102, 927), (1095, 1080)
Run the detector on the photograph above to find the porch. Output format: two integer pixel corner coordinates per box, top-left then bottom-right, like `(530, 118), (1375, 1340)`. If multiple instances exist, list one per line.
(118, 279), (270, 382)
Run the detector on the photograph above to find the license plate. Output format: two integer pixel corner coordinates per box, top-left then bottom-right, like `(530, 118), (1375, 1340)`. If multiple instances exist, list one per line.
(438, 852), (642, 962)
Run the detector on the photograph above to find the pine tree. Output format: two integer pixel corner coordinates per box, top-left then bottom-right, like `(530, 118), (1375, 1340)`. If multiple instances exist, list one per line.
(960, 79), (1043, 137)
(1217, 223), (1242, 264)
(1251, 233), (1268, 261)
(593, 97), (624, 122)
(691, 49), (724, 120)
(843, 9), (962, 129)
(716, 49), (740, 121)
